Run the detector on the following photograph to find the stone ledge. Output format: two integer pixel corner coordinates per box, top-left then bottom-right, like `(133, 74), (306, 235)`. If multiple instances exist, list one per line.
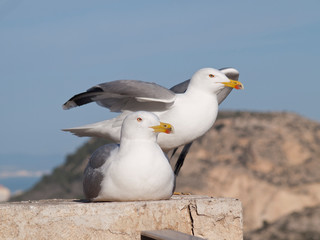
(0, 195), (243, 240)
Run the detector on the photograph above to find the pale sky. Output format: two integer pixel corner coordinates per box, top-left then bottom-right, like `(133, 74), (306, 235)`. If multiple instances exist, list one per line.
(1, 0), (319, 160)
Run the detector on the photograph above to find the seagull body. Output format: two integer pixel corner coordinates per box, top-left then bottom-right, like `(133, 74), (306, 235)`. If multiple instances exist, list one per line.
(154, 86), (218, 151)
(63, 68), (243, 152)
(83, 111), (174, 201)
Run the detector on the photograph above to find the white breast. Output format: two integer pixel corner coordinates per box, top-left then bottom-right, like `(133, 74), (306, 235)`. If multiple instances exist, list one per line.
(156, 92), (218, 151)
(97, 141), (174, 201)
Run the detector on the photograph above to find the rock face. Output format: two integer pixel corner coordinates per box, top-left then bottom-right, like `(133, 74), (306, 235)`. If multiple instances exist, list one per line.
(175, 112), (320, 231)
(0, 195), (242, 240)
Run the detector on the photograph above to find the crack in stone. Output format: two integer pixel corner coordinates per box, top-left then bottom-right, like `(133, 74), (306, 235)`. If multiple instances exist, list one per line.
(107, 229), (131, 236)
(188, 203), (195, 236)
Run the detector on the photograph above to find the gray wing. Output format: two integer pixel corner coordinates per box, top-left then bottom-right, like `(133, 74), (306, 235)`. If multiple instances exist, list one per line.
(83, 143), (118, 200)
(63, 80), (176, 112)
(169, 79), (189, 94)
(170, 67), (240, 105)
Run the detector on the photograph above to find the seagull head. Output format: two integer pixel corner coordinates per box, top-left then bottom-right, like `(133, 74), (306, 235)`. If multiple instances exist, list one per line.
(121, 111), (173, 140)
(189, 68), (244, 94)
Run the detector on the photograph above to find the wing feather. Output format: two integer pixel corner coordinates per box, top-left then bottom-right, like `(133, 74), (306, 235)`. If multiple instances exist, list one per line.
(63, 80), (176, 112)
(83, 144), (118, 199)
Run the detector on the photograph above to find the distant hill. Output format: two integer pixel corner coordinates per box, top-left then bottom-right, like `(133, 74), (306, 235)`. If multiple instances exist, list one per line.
(11, 138), (110, 200)
(245, 204), (320, 240)
(11, 111), (320, 236)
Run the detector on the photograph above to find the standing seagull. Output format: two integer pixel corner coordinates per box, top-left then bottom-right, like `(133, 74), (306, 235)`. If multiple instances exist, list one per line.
(83, 111), (174, 201)
(63, 68), (243, 174)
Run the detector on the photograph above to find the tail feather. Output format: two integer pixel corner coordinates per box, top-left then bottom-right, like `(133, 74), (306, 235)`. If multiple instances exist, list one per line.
(62, 127), (106, 138)
(62, 119), (120, 140)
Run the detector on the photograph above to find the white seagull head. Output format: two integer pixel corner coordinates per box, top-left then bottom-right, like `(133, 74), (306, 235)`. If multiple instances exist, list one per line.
(121, 111), (173, 140)
(189, 68), (244, 94)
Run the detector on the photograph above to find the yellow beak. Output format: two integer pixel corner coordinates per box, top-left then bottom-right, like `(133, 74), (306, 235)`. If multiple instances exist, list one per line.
(150, 122), (173, 134)
(222, 79), (244, 90)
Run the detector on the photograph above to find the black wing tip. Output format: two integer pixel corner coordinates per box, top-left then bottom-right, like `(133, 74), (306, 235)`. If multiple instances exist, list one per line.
(62, 87), (104, 110)
(62, 101), (78, 110)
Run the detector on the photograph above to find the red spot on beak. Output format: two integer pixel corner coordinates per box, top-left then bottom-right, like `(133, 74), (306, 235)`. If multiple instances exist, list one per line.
(235, 84), (242, 90)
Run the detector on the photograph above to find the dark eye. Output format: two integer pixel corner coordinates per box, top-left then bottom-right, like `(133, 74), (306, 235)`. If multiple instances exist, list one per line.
(137, 117), (142, 122)
(209, 74), (215, 78)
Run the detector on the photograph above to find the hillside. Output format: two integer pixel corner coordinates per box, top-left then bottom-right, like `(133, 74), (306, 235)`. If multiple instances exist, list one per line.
(11, 111), (320, 236)
(11, 138), (110, 200)
(174, 111), (320, 232)
(245, 204), (320, 240)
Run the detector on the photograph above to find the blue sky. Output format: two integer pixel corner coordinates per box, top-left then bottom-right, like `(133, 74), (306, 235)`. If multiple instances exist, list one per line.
(0, 0), (319, 162)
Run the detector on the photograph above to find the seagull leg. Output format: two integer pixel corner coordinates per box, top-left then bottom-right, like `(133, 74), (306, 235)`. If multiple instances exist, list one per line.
(170, 147), (179, 160)
(174, 142), (193, 176)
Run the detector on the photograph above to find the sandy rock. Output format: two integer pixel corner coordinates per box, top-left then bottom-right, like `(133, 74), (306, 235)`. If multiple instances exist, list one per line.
(0, 195), (242, 240)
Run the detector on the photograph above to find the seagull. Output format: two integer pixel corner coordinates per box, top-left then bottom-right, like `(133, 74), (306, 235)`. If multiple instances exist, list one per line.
(83, 111), (175, 201)
(63, 67), (243, 175)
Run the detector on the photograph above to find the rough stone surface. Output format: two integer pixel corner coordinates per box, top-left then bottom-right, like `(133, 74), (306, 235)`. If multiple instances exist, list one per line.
(0, 195), (242, 240)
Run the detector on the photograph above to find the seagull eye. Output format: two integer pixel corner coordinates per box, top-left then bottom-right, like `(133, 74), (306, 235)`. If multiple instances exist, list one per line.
(209, 74), (215, 78)
(137, 117), (142, 122)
